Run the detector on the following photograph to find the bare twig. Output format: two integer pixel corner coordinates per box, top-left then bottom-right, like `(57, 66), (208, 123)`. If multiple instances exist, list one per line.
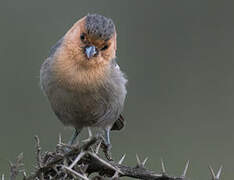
(7, 135), (223, 180)
(9, 153), (24, 180)
(34, 135), (43, 168)
(63, 166), (89, 180)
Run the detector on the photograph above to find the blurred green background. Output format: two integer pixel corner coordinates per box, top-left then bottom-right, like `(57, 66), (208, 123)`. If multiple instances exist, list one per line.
(0, 0), (234, 179)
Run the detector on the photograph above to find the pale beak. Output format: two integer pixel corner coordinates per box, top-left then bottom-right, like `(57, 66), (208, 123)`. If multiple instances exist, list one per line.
(85, 46), (97, 59)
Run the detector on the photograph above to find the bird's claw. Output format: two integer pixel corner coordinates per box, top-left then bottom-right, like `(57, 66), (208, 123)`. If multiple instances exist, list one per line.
(102, 143), (113, 161)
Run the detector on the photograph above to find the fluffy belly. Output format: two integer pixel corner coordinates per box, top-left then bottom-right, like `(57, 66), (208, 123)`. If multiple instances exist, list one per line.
(49, 87), (120, 130)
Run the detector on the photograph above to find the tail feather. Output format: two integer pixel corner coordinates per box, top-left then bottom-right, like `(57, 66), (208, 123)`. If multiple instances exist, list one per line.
(111, 114), (125, 131)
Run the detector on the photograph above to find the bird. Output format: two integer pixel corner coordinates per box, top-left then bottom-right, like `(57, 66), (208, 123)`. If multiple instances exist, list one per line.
(40, 14), (127, 154)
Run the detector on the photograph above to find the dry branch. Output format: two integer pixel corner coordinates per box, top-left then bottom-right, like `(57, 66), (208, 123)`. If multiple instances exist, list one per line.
(8, 134), (222, 180)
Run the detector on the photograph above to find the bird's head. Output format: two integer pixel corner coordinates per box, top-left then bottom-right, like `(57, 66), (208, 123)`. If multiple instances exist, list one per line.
(62, 14), (117, 67)
(52, 14), (117, 89)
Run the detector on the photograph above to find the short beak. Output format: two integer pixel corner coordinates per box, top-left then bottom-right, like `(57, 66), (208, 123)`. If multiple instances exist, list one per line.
(85, 46), (97, 59)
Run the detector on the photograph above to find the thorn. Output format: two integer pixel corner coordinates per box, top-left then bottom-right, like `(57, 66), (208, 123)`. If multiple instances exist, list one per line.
(160, 158), (166, 174)
(69, 151), (86, 169)
(112, 171), (119, 179)
(111, 154), (126, 179)
(52, 166), (59, 174)
(17, 152), (24, 162)
(209, 165), (216, 179)
(9, 161), (13, 167)
(216, 166), (223, 179)
(23, 171), (27, 177)
(88, 152), (123, 174)
(136, 154), (148, 167)
(95, 141), (102, 154)
(142, 157), (148, 167)
(209, 165), (223, 180)
(100, 134), (105, 142)
(34, 135), (40, 146)
(63, 166), (89, 180)
(136, 154), (141, 166)
(112, 154), (126, 179)
(90, 147), (94, 153)
(80, 164), (89, 174)
(118, 154), (126, 164)
(181, 160), (189, 178)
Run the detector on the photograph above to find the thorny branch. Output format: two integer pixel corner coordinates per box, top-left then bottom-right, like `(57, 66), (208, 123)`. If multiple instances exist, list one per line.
(7, 134), (222, 180)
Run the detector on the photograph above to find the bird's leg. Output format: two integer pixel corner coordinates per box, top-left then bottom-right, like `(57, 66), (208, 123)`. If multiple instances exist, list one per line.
(104, 128), (111, 146)
(102, 127), (112, 160)
(68, 129), (81, 146)
(82, 127), (93, 143)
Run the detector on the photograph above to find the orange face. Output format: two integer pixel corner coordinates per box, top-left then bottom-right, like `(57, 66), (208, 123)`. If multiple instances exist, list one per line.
(61, 16), (117, 68)
(52, 16), (117, 90)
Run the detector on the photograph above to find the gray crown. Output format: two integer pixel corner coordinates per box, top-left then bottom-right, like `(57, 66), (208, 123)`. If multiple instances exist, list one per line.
(85, 14), (115, 41)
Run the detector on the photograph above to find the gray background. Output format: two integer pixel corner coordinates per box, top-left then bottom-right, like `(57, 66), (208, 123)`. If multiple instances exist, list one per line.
(0, 0), (233, 179)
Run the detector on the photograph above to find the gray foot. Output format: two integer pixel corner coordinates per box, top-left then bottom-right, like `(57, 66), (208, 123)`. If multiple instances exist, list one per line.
(68, 129), (81, 146)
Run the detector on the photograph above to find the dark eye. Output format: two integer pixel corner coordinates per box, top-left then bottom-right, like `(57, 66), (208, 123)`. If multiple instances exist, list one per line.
(80, 34), (85, 41)
(101, 45), (108, 51)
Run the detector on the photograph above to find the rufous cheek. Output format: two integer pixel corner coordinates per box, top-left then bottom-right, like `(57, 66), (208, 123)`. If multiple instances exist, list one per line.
(108, 42), (116, 60)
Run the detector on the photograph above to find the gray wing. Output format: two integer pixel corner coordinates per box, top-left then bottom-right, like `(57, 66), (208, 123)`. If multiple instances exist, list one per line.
(110, 58), (126, 131)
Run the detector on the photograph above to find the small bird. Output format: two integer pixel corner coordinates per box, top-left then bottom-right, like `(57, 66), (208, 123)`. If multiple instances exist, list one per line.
(40, 14), (127, 152)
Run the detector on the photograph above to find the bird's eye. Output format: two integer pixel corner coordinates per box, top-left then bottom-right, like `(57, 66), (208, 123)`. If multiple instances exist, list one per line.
(80, 34), (85, 41)
(101, 45), (108, 51)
